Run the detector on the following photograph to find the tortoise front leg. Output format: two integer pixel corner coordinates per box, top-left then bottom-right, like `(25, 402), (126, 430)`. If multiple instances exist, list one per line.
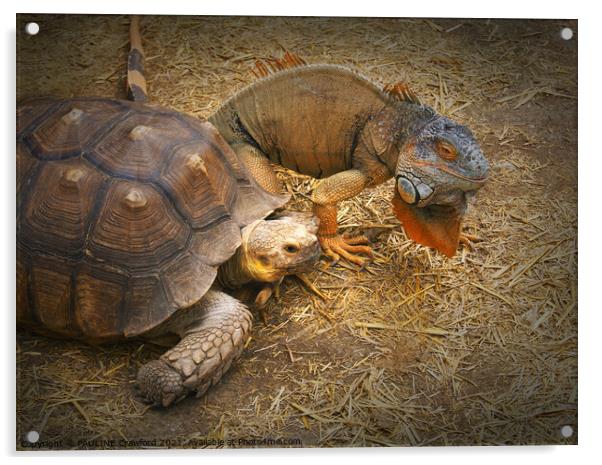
(137, 290), (252, 407)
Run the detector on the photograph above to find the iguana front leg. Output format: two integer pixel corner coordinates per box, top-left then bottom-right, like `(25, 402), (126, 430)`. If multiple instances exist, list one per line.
(232, 141), (385, 265)
(232, 143), (283, 194)
(312, 169), (374, 265)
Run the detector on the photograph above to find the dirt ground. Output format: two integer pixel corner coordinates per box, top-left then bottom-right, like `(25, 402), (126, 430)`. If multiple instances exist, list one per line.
(16, 15), (577, 448)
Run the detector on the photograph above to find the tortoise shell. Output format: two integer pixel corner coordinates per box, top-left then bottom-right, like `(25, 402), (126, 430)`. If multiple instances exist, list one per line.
(17, 97), (287, 342)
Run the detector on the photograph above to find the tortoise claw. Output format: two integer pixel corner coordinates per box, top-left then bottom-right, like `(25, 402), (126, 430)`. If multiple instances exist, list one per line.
(136, 359), (185, 408)
(162, 392), (179, 408)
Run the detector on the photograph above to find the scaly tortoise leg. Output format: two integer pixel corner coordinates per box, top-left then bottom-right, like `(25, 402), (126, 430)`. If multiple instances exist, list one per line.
(137, 290), (252, 407)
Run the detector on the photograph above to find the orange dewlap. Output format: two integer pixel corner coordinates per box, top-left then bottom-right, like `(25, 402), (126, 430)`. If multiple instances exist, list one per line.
(391, 189), (462, 258)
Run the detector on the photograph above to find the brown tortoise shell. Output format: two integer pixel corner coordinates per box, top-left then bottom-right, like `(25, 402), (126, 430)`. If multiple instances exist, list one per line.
(17, 97), (287, 342)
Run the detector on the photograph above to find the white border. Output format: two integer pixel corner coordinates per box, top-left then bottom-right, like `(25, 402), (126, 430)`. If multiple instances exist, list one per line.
(2, 1), (598, 464)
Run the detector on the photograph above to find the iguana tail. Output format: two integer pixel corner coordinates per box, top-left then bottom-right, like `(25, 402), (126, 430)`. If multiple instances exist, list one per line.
(126, 15), (148, 102)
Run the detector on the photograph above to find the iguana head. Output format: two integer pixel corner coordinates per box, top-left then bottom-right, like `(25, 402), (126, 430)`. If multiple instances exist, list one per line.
(241, 216), (320, 283)
(392, 115), (489, 257)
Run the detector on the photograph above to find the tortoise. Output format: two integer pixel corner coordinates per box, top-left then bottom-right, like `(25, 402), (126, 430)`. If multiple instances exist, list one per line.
(16, 96), (321, 407)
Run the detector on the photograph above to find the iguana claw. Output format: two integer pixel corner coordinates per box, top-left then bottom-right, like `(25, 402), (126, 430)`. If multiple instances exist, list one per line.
(319, 233), (372, 266)
(459, 232), (482, 251)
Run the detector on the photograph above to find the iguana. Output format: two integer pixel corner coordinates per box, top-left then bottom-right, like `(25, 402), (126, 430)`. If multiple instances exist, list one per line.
(209, 53), (489, 264)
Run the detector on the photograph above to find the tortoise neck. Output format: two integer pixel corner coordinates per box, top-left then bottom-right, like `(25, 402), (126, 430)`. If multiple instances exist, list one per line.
(216, 247), (256, 290)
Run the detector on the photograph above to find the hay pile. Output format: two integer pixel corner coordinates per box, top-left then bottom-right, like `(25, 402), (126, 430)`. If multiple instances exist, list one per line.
(16, 15), (577, 447)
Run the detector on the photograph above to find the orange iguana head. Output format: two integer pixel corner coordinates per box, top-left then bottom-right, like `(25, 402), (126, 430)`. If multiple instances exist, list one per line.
(392, 116), (489, 257)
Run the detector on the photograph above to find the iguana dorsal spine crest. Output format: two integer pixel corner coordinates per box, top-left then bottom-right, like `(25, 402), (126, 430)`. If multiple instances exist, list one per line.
(247, 51), (423, 108)
(383, 82), (422, 105)
(251, 51), (308, 78)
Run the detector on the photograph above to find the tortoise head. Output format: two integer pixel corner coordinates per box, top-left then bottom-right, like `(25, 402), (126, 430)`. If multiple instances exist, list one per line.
(393, 116), (489, 257)
(240, 215), (320, 283)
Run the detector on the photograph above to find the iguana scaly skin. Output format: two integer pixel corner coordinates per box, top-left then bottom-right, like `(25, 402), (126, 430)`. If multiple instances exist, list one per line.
(209, 55), (489, 263)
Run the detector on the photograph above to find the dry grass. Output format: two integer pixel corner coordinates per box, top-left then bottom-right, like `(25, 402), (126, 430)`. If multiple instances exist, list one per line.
(16, 15), (577, 448)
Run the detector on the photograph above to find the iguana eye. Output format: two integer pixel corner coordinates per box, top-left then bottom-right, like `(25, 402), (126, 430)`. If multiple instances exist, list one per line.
(436, 140), (458, 161)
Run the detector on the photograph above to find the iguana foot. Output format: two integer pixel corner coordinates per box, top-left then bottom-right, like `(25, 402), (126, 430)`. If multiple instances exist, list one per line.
(459, 233), (482, 250)
(319, 233), (372, 266)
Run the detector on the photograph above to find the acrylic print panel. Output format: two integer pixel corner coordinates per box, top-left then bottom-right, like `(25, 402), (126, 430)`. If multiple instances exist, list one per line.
(16, 14), (577, 449)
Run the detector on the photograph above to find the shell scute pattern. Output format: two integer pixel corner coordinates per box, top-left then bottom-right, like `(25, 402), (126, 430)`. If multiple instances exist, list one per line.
(17, 97), (287, 340)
